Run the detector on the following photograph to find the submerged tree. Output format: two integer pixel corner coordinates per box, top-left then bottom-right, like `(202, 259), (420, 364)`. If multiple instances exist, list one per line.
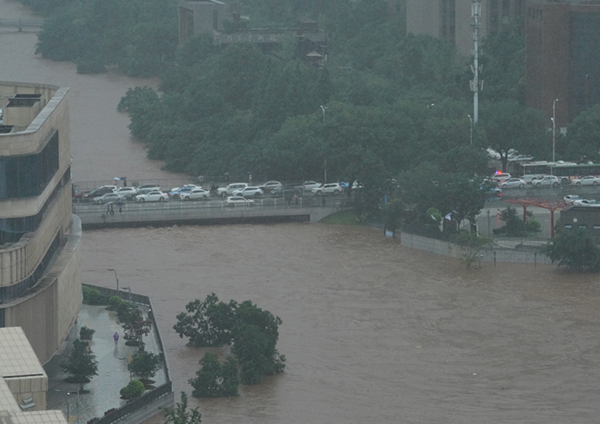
(163, 392), (202, 424)
(188, 353), (239, 397)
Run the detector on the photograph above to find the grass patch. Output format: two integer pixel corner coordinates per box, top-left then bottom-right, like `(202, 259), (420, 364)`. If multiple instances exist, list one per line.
(320, 210), (362, 225)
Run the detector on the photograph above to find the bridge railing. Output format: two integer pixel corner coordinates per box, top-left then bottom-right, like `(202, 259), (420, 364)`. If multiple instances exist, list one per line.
(0, 18), (44, 28)
(73, 195), (350, 225)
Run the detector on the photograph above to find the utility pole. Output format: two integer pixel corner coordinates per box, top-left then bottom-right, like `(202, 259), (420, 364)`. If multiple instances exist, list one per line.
(470, 0), (482, 124)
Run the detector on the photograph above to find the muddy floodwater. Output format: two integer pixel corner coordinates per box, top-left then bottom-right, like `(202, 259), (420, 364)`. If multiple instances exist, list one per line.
(81, 224), (600, 424)
(2, 0), (600, 422)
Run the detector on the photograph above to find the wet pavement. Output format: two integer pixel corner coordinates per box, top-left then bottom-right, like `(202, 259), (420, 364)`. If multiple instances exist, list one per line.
(45, 303), (167, 423)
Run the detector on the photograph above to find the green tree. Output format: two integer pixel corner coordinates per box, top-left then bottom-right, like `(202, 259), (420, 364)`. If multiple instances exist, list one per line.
(128, 351), (162, 384)
(120, 379), (145, 399)
(121, 308), (153, 348)
(188, 353), (239, 397)
(61, 339), (99, 392)
(173, 294), (237, 347)
(454, 231), (492, 269)
(231, 301), (286, 385)
(381, 198), (403, 233)
(564, 104), (600, 162)
(164, 392), (202, 424)
(481, 100), (547, 171)
(543, 229), (600, 272)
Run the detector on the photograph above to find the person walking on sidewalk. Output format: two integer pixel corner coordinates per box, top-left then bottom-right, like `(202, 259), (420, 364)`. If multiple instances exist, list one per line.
(113, 332), (119, 345)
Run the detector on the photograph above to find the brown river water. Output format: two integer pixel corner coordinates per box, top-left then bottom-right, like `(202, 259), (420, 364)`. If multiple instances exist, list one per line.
(2, 1), (600, 422)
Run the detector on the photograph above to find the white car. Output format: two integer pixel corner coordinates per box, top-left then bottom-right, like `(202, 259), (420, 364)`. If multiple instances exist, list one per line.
(564, 195), (582, 205)
(217, 183), (248, 198)
(224, 196), (254, 207)
(573, 199), (600, 206)
(312, 183), (343, 195)
(114, 187), (138, 199)
(232, 186), (264, 197)
(93, 192), (124, 204)
(180, 188), (210, 201)
(303, 181), (321, 191)
(532, 175), (559, 187)
(500, 178), (526, 189)
(258, 181), (282, 192)
(491, 172), (511, 184)
(522, 174), (545, 185)
(575, 176), (600, 186)
(135, 190), (168, 202)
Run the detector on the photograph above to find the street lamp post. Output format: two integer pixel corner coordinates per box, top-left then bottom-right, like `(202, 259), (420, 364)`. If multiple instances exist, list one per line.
(121, 286), (132, 303)
(552, 98), (559, 162)
(107, 268), (119, 292)
(320, 105), (327, 123)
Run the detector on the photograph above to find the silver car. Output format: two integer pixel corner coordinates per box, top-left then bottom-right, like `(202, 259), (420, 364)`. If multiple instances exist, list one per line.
(500, 178), (526, 189)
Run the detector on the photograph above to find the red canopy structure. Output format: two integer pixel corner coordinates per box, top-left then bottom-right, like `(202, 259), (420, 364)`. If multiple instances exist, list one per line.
(504, 198), (566, 237)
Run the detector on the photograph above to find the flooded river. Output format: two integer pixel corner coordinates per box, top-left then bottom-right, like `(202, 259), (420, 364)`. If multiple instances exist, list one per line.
(2, 1), (600, 422)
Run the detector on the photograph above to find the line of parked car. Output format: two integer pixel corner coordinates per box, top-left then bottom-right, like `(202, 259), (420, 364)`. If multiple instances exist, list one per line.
(491, 172), (600, 189)
(73, 180), (359, 206)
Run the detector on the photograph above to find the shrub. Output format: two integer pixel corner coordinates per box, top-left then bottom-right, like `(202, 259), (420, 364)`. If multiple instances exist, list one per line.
(79, 326), (95, 340)
(108, 296), (124, 310)
(82, 286), (107, 305)
(120, 380), (145, 399)
(189, 353), (239, 397)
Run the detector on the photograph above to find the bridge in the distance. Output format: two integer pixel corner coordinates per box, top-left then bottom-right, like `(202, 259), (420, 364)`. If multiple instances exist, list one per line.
(74, 196), (347, 229)
(0, 18), (44, 30)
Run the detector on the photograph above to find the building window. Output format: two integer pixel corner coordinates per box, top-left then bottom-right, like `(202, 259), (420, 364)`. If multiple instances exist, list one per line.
(0, 130), (59, 200)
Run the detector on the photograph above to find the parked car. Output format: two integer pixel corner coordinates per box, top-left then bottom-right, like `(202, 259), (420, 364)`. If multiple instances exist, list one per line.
(258, 181), (282, 192)
(232, 186), (264, 197)
(180, 188), (210, 201)
(564, 195), (582, 205)
(522, 174), (545, 185)
(217, 183), (248, 198)
(223, 196), (254, 207)
(169, 184), (199, 198)
(575, 176), (600, 186)
(573, 199), (600, 206)
(93, 192), (124, 204)
(82, 185), (117, 201)
(135, 190), (168, 202)
(312, 183), (343, 195)
(500, 178), (526, 189)
(136, 184), (161, 193)
(114, 187), (138, 200)
(303, 181), (321, 191)
(491, 172), (511, 184)
(532, 175), (560, 187)
(270, 183), (303, 198)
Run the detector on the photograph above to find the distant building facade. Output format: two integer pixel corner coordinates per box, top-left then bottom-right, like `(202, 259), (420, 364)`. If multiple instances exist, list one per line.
(560, 205), (600, 239)
(0, 82), (82, 364)
(178, 0), (328, 66)
(406, 0), (525, 57)
(525, 0), (600, 128)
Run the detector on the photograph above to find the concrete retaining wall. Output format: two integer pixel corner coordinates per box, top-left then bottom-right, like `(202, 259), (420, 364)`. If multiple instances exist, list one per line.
(400, 232), (553, 265)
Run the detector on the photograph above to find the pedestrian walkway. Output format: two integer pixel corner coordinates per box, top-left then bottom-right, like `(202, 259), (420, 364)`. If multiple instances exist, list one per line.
(44, 303), (167, 424)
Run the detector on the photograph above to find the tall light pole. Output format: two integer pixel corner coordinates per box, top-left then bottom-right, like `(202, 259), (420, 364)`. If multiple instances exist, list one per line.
(552, 98), (559, 162)
(467, 114), (473, 145)
(471, 0), (481, 124)
(320, 105), (327, 123)
(107, 268), (119, 292)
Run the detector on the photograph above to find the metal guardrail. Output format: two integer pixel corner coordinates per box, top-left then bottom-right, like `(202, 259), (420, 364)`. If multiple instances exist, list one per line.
(74, 195), (349, 227)
(0, 18), (44, 28)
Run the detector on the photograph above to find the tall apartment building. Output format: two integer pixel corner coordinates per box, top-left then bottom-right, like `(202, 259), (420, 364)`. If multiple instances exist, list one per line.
(406, 0), (525, 57)
(525, 0), (600, 128)
(0, 82), (82, 365)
